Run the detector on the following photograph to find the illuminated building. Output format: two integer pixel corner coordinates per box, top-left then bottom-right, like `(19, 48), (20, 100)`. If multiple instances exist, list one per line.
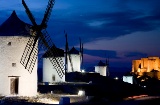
(123, 75), (133, 84)
(132, 57), (160, 79)
(95, 60), (107, 76)
(0, 11), (37, 96)
(42, 47), (81, 83)
(67, 47), (81, 72)
(43, 46), (65, 82)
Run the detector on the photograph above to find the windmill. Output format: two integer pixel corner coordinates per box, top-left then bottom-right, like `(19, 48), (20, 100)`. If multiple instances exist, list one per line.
(65, 32), (74, 72)
(20, 0), (65, 78)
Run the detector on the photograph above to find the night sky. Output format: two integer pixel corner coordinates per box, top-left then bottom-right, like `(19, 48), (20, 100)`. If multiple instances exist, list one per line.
(0, 0), (160, 71)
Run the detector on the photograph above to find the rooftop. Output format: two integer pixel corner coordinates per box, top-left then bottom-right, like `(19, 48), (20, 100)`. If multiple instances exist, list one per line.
(43, 45), (64, 57)
(69, 47), (79, 54)
(96, 60), (106, 66)
(0, 10), (31, 36)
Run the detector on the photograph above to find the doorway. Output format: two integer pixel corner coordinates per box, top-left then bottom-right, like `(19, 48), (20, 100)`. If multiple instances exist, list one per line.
(10, 77), (19, 95)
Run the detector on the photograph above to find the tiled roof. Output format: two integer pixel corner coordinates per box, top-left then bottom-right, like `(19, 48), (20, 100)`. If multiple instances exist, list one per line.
(0, 10), (31, 36)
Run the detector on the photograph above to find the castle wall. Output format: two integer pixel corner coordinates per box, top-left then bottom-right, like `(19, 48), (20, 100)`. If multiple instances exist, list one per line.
(0, 36), (37, 96)
(148, 57), (159, 71)
(132, 57), (160, 78)
(132, 60), (141, 72)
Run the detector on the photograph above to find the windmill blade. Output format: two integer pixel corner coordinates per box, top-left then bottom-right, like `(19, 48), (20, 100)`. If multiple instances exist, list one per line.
(65, 34), (74, 72)
(20, 29), (41, 72)
(22, 0), (37, 26)
(22, 0), (44, 73)
(81, 43), (84, 69)
(68, 53), (74, 72)
(79, 37), (82, 70)
(20, 36), (38, 73)
(41, 0), (55, 28)
(65, 33), (68, 73)
(40, 30), (65, 78)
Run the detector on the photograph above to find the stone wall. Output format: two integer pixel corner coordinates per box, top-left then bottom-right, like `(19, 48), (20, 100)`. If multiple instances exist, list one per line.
(132, 57), (160, 78)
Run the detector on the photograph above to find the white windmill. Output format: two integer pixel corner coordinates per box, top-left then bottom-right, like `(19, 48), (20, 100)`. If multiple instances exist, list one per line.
(0, 10), (37, 96)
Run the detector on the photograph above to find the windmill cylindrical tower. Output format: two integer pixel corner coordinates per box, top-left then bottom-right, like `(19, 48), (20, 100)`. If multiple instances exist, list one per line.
(43, 46), (65, 83)
(68, 47), (81, 72)
(0, 11), (37, 96)
(95, 60), (107, 76)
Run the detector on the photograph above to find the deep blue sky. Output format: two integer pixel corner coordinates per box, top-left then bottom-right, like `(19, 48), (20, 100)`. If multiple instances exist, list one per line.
(0, 0), (160, 71)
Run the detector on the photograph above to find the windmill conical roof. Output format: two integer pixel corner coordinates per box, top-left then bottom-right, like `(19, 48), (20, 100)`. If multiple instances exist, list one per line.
(69, 47), (79, 54)
(96, 60), (106, 66)
(0, 10), (31, 36)
(43, 45), (64, 58)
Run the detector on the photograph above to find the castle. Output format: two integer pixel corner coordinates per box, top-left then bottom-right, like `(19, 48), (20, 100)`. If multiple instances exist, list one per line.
(132, 56), (160, 79)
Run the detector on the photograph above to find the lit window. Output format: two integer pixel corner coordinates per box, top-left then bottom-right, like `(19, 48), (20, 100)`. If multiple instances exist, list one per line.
(12, 63), (16, 67)
(8, 42), (11, 46)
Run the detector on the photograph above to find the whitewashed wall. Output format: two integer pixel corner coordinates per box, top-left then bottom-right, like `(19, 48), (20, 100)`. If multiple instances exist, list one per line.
(123, 76), (133, 84)
(43, 57), (65, 83)
(67, 54), (81, 72)
(95, 66), (107, 76)
(0, 36), (37, 96)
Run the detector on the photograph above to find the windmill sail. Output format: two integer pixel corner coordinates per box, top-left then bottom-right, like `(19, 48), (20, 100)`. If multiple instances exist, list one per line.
(41, 0), (54, 27)
(40, 30), (65, 78)
(21, 0), (39, 72)
(65, 33), (68, 73)
(65, 33), (74, 72)
(20, 0), (65, 78)
(81, 43), (84, 69)
(79, 38), (83, 70)
(20, 36), (38, 73)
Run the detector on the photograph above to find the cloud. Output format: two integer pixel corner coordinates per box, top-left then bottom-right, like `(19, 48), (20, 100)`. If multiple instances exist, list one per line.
(1, 0), (160, 69)
(82, 54), (106, 67)
(82, 49), (119, 59)
(87, 20), (107, 27)
(47, 8), (160, 48)
(1, 0), (160, 47)
(84, 30), (160, 57)
(124, 52), (148, 58)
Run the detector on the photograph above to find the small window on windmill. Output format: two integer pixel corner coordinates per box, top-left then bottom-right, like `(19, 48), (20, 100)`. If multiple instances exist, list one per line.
(12, 63), (16, 67)
(52, 75), (55, 81)
(8, 42), (11, 46)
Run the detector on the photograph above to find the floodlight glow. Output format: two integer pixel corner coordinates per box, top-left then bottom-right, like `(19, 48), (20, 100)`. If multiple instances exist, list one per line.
(114, 77), (119, 80)
(38, 98), (59, 104)
(78, 90), (85, 96)
(81, 69), (85, 73)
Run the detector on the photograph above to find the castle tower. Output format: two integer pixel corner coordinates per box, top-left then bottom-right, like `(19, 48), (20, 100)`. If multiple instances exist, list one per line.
(43, 46), (65, 82)
(95, 60), (107, 76)
(0, 11), (37, 96)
